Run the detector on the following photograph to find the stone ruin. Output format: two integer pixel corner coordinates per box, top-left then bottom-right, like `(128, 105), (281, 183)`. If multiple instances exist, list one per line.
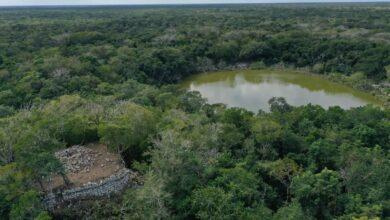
(55, 145), (97, 174)
(43, 144), (138, 210)
(43, 168), (137, 210)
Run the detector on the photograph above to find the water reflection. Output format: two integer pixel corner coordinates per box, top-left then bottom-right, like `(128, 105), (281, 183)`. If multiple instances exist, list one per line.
(181, 70), (381, 112)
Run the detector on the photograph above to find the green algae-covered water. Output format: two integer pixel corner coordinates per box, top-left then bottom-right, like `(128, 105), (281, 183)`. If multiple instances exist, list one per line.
(181, 69), (382, 112)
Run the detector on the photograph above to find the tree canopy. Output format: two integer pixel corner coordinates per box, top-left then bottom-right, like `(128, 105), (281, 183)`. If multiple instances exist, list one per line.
(0, 3), (389, 220)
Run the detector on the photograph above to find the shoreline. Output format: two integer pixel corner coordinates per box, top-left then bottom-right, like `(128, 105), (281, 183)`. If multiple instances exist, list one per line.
(182, 63), (388, 109)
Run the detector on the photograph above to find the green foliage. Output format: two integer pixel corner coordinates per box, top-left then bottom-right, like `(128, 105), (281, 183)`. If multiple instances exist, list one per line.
(273, 201), (308, 220)
(9, 190), (47, 220)
(240, 41), (269, 61)
(191, 186), (240, 220)
(251, 117), (283, 144)
(212, 164), (260, 204)
(178, 91), (206, 113)
(308, 139), (338, 171)
(0, 163), (49, 220)
(123, 172), (171, 220)
(269, 97), (292, 113)
(39, 95), (100, 145)
(34, 212), (52, 220)
(0, 105), (14, 118)
(1, 4), (389, 109)
(0, 4), (389, 220)
(291, 168), (343, 219)
(250, 61), (267, 70)
(222, 107), (254, 135)
(68, 31), (104, 45)
(262, 158), (301, 201)
(340, 146), (389, 203)
(0, 163), (29, 218)
(15, 130), (65, 189)
(98, 102), (155, 160)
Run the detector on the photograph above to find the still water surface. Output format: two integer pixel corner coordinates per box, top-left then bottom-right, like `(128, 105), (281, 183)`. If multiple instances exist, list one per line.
(181, 69), (381, 112)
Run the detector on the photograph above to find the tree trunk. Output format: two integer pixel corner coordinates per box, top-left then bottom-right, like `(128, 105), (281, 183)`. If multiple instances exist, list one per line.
(61, 172), (71, 187)
(37, 178), (46, 192)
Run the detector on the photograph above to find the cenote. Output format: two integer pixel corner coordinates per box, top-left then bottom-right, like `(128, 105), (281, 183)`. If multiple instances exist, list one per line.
(181, 69), (382, 112)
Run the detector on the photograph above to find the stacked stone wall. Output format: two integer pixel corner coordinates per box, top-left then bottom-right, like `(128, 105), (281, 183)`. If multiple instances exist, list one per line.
(43, 168), (135, 210)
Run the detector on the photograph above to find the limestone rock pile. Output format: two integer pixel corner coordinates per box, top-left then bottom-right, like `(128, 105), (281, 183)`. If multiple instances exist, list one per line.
(55, 145), (96, 173)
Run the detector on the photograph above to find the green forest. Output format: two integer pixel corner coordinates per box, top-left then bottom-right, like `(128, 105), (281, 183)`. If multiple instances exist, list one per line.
(0, 3), (389, 220)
